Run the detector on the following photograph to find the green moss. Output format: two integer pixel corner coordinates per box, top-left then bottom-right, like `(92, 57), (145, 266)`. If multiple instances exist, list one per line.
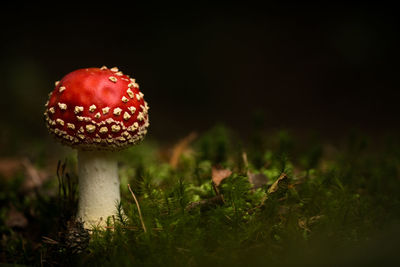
(1, 127), (400, 266)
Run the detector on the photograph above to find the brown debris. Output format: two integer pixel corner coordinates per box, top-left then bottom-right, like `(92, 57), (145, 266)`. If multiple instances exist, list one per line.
(242, 152), (269, 189)
(211, 167), (232, 187)
(298, 215), (325, 232)
(170, 132), (197, 168)
(21, 158), (47, 191)
(248, 172), (268, 189)
(0, 158), (22, 180)
(186, 195), (224, 213)
(267, 173), (289, 195)
(0, 157), (49, 191)
(5, 206), (28, 229)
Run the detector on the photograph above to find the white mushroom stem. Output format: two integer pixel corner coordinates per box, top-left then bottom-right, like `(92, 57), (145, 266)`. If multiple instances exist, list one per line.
(77, 150), (120, 228)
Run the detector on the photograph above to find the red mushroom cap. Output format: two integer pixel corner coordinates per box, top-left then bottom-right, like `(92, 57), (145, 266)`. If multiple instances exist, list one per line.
(44, 67), (149, 150)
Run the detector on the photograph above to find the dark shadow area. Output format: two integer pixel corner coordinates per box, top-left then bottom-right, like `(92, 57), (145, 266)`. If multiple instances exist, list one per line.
(0, 3), (399, 153)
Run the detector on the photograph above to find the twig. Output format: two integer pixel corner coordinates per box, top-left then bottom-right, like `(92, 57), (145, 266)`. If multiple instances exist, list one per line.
(127, 184), (147, 233)
(42, 236), (59, 245)
(104, 226), (163, 231)
(104, 225), (138, 230)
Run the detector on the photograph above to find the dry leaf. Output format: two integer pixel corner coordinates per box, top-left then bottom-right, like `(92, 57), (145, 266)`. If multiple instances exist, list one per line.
(0, 157), (50, 191)
(241, 151), (269, 189)
(5, 206), (28, 229)
(298, 215), (324, 233)
(309, 215), (324, 225)
(170, 132), (197, 168)
(21, 158), (48, 191)
(248, 172), (268, 189)
(0, 158), (23, 180)
(298, 218), (311, 232)
(186, 195), (224, 212)
(212, 167), (232, 187)
(267, 173), (289, 195)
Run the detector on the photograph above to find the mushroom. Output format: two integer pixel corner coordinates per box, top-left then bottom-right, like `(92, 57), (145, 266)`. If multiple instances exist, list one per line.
(43, 66), (150, 227)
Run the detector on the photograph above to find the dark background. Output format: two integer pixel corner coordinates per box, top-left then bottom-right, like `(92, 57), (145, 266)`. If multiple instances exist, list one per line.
(1, 3), (399, 151)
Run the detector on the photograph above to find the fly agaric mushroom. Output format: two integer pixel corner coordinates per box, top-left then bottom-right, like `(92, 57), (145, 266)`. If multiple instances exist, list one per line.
(43, 66), (149, 227)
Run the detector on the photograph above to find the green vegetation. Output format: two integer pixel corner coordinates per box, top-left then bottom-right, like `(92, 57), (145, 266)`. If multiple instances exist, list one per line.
(1, 126), (400, 266)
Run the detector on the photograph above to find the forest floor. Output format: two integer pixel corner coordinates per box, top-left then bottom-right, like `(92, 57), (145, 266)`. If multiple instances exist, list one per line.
(1, 125), (400, 266)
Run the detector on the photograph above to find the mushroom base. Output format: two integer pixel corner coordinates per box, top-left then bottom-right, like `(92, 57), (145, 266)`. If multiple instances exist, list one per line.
(77, 150), (120, 228)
